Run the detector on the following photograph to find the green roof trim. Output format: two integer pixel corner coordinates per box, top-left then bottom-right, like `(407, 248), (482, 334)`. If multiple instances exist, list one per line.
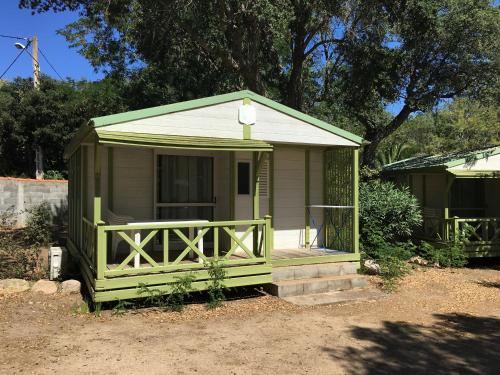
(90, 90), (364, 145)
(383, 146), (500, 173)
(96, 130), (274, 151)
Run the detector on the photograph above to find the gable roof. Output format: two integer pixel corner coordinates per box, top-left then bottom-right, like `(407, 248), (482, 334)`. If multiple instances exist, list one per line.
(382, 146), (500, 172)
(89, 90), (364, 145)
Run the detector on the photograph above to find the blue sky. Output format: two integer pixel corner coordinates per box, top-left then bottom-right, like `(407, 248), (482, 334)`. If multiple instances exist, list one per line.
(0, 2), (102, 81)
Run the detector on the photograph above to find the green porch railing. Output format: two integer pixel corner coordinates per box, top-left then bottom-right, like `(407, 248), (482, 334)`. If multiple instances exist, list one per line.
(84, 216), (272, 279)
(446, 217), (500, 245)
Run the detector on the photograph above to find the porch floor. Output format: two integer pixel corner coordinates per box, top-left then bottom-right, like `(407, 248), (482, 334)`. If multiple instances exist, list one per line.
(271, 247), (348, 260)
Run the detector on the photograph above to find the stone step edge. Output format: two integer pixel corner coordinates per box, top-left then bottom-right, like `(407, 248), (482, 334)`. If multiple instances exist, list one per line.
(283, 288), (387, 306)
(271, 273), (366, 287)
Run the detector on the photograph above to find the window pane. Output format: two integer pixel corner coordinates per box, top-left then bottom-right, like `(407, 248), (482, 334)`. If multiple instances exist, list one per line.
(238, 162), (250, 195)
(158, 155), (213, 203)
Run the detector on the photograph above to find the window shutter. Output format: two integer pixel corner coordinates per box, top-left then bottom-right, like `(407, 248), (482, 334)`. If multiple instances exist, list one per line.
(259, 156), (269, 198)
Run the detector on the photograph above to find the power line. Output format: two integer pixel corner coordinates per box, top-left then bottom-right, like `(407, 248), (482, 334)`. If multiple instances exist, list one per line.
(0, 40), (31, 80)
(0, 34), (29, 40)
(39, 48), (64, 80)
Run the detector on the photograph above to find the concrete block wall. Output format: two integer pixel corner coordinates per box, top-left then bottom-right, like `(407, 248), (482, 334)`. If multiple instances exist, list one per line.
(0, 177), (68, 227)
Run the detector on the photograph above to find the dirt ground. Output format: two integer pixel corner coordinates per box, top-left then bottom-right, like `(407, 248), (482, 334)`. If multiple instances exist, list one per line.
(1, 263), (499, 375)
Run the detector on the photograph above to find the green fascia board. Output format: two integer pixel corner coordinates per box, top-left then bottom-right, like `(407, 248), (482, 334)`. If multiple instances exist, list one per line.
(96, 130), (274, 151)
(448, 170), (500, 178)
(90, 90), (364, 145)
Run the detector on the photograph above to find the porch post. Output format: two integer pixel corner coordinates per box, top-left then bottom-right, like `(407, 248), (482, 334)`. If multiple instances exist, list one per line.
(443, 175), (454, 240)
(352, 148), (359, 254)
(253, 151), (260, 253)
(93, 143), (102, 225)
(94, 143), (106, 279)
(107, 147), (114, 212)
(304, 149), (310, 248)
(229, 151), (236, 249)
(229, 151), (235, 220)
(269, 151), (274, 252)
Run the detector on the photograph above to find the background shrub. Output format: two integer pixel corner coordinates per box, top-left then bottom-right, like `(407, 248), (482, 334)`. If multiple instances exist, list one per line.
(360, 180), (422, 246)
(22, 202), (52, 246)
(359, 180), (422, 290)
(0, 205), (48, 280)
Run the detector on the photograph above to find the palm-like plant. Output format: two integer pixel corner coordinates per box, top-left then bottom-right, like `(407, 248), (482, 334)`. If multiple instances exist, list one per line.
(375, 143), (411, 168)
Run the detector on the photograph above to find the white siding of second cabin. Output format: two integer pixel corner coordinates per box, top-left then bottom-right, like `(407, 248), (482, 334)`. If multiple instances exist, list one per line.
(448, 153), (500, 171)
(102, 99), (357, 147)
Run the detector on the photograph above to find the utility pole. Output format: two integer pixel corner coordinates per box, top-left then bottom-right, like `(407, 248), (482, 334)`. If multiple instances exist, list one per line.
(31, 35), (43, 180)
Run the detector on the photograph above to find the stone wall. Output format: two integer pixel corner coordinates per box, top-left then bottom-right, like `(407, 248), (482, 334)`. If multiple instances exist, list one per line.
(0, 177), (68, 227)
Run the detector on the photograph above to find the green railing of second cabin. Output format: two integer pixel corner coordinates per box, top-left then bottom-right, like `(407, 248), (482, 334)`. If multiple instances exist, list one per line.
(80, 216), (272, 280)
(446, 217), (500, 246)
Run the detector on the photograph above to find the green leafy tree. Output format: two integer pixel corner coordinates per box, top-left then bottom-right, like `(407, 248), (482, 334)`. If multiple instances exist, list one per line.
(0, 76), (126, 177)
(20, 0), (499, 166)
(381, 98), (500, 157)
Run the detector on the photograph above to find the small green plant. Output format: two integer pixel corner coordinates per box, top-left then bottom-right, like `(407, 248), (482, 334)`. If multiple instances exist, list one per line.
(166, 274), (195, 312)
(71, 301), (90, 315)
(138, 273), (195, 312)
(93, 302), (102, 317)
(43, 170), (66, 180)
(378, 255), (410, 292)
(138, 283), (166, 308)
(206, 260), (226, 309)
(112, 299), (133, 316)
(22, 202), (52, 246)
(419, 238), (468, 268)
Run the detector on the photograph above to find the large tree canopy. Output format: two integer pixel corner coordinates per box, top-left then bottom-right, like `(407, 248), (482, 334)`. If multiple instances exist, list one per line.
(20, 0), (500, 166)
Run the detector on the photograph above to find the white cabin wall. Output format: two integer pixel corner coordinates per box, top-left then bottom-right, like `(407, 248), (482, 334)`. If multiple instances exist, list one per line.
(113, 147), (154, 220)
(273, 146), (306, 249)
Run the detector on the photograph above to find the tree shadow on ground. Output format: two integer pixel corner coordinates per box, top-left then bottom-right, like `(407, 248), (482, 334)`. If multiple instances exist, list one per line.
(323, 313), (500, 375)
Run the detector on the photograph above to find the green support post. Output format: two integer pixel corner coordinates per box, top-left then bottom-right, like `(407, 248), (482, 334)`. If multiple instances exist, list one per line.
(443, 175), (454, 240)
(107, 147), (114, 212)
(253, 152), (260, 254)
(264, 215), (272, 262)
(94, 143), (105, 278)
(304, 149), (310, 248)
(229, 151), (235, 249)
(96, 225), (106, 280)
(269, 151), (274, 252)
(82, 146), (88, 219)
(352, 148), (359, 254)
(93, 143), (102, 226)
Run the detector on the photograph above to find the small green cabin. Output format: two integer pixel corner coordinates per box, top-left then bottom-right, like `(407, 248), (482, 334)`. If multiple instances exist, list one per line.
(65, 90), (363, 302)
(383, 146), (500, 257)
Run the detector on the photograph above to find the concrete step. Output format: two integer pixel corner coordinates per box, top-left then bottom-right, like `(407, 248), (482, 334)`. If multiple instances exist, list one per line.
(272, 262), (360, 282)
(283, 288), (387, 306)
(266, 274), (367, 298)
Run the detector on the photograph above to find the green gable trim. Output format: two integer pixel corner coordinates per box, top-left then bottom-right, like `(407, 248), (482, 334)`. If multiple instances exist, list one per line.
(383, 146), (500, 173)
(90, 90), (363, 145)
(96, 130), (273, 151)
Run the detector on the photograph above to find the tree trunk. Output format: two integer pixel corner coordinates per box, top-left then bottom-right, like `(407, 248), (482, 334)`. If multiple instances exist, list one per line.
(361, 105), (414, 168)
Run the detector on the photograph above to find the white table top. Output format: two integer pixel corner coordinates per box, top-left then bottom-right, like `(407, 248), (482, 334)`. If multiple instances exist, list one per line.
(127, 219), (210, 226)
